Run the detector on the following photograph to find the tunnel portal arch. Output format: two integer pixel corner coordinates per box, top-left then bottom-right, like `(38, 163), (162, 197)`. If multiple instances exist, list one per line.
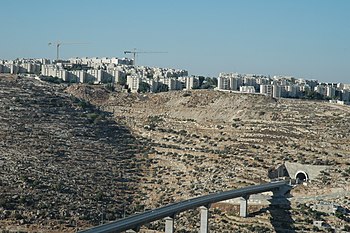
(295, 170), (308, 183)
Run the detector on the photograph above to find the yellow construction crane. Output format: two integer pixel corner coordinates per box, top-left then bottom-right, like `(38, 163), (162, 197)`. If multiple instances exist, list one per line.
(48, 42), (88, 60)
(124, 48), (167, 66)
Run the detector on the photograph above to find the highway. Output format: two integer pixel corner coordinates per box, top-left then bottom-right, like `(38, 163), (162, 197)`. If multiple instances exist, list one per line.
(79, 180), (289, 233)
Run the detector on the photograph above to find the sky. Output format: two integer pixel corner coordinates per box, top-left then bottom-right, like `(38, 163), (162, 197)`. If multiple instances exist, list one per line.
(1, 0), (349, 83)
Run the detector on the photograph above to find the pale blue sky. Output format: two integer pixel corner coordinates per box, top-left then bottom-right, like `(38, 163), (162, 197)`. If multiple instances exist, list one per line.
(1, 0), (349, 82)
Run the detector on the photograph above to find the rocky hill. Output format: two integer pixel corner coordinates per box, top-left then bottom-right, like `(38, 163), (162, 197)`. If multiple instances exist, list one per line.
(67, 84), (350, 232)
(1, 78), (349, 232)
(0, 76), (149, 232)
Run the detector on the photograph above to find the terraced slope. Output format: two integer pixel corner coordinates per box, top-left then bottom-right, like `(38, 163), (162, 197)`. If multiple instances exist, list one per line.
(2, 78), (349, 232)
(67, 85), (350, 232)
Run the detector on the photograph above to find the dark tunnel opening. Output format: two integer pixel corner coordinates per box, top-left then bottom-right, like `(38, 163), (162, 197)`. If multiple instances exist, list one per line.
(295, 172), (307, 183)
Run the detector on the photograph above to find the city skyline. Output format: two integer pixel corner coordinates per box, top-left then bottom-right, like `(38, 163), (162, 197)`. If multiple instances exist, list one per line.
(1, 0), (349, 83)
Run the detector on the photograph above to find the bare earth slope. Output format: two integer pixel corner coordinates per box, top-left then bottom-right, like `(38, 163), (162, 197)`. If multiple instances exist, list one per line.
(2, 79), (349, 232)
(0, 76), (148, 232)
(67, 85), (350, 232)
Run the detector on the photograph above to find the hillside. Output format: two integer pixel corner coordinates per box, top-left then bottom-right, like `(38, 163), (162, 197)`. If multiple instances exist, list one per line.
(0, 76), (149, 232)
(1, 78), (349, 232)
(67, 84), (350, 232)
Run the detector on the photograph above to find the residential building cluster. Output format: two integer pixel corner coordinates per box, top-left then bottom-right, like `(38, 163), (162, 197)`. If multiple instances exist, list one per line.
(0, 57), (200, 92)
(124, 67), (192, 92)
(0, 58), (50, 74)
(41, 57), (142, 84)
(1, 58), (349, 102)
(217, 72), (350, 103)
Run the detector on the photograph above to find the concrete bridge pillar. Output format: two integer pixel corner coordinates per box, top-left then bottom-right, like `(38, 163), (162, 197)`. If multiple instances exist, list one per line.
(239, 195), (249, 218)
(199, 206), (209, 233)
(164, 216), (174, 233)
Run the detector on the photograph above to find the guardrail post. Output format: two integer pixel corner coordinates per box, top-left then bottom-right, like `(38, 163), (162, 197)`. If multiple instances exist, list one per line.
(199, 206), (209, 233)
(164, 216), (174, 233)
(239, 195), (249, 218)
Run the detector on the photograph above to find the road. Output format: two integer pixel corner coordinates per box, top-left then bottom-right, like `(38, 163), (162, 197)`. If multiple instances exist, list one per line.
(79, 180), (289, 233)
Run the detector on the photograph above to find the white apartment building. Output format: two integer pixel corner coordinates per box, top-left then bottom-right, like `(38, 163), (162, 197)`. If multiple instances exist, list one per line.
(272, 85), (282, 98)
(326, 86), (336, 98)
(343, 84), (350, 90)
(70, 70), (86, 83)
(229, 77), (240, 91)
(243, 76), (257, 87)
(184, 76), (199, 90)
(0, 59), (47, 74)
(69, 57), (133, 67)
(42, 64), (125, 84)
(87, 69), (105, 83)
(126, 75), (184, 93)
(127, 75), (141, 92)
(240, 86), (255, 93)
(341, 89), (349, 102)
(286, 85), (298, 98)
(145, 79), (159, 93)
(0, 64), (11, 73)
(299, 84), (309, 93)
(159, 78), (182, 90)
(41, 64), (62, 77)
(216, 72), (349, 100)
(217, 76), (230, 90)
(260, 84), (273, 96)
(315, 85), (326, 96)
(106, 68), (125, 84)
(57, 69), (69, 81)
(42, 65), (72, 82)
(218, 73), (263, 91)
(256, 77), (270, 85)
(218, 74), (241, 91)
(2, 64), (19, 74)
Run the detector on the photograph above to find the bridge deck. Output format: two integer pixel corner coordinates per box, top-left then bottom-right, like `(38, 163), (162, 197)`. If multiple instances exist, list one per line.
(79, 180), (289, 233)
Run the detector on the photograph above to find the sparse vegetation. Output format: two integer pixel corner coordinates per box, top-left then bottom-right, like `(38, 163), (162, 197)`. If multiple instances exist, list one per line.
(0, 76), (148, 232)
(40, 75), (64, 84)
(2, 75), (350, 233)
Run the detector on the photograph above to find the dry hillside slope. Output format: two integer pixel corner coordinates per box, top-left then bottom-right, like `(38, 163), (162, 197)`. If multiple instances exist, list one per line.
(0, 76), (149, 232)
(67, 85), (350, 232)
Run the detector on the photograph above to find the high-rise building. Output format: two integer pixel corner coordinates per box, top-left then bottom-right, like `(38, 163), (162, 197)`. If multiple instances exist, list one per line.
(260, 84), (273, 96)
(127, 75), (141, 92)
(272, 85), (281, 98)
(326, 86), (336, 98)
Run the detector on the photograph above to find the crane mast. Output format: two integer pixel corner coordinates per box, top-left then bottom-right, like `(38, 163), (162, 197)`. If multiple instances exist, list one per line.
(124, 48), (167, 66)
(48, 42), (87, 60)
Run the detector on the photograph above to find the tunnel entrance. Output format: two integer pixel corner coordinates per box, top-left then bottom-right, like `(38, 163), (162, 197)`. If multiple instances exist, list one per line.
(295, 171), (308, 184)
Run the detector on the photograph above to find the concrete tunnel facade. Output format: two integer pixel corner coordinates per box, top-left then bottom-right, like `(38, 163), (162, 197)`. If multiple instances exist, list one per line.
(285, 162), (328, 182)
